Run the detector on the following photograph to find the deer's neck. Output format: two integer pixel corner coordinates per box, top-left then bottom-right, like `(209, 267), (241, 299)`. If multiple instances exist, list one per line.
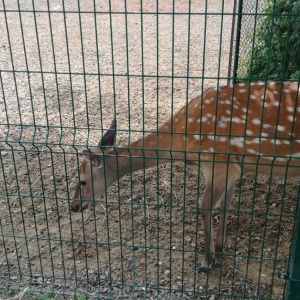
(105, 132), (172, 180)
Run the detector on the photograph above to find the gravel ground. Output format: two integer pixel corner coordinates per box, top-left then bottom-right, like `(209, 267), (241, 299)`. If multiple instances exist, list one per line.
(0, 1), (296, 299)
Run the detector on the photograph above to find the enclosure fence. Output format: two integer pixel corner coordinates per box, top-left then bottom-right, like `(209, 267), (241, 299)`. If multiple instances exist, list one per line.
(1, 1), (300, 299)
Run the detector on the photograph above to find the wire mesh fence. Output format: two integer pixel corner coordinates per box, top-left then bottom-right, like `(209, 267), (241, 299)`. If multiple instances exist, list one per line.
(0, 1), (299, 299)
(228, 0), (268, 81)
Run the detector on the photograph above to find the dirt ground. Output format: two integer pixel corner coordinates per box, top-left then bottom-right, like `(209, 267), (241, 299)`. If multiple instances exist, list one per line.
(0, 0), (298, 299)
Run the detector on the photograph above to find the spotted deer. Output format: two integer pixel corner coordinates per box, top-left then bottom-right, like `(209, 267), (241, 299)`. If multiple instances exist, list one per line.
(71, 81), (300, 272)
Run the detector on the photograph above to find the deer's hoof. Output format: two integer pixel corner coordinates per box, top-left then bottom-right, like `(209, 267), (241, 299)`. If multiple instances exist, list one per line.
(197, 263), (211, 273)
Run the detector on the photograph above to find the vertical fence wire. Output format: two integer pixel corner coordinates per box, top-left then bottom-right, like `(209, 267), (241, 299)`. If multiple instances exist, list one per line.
(0, 1), (299, 299)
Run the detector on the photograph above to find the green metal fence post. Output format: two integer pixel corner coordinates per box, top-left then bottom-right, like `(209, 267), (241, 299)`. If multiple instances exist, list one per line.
(285, 200), (300, 299)
(232, 0), (243, 83)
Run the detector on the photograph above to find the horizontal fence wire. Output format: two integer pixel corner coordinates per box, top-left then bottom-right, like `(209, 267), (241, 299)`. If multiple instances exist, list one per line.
(1, 0), (300, 299)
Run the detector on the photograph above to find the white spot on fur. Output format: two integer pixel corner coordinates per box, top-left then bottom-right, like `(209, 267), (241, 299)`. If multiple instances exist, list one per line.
(230, 137), (244, 148)
(193, 134), (200, 141)
(288, 115), (294, 122)
(239, 89), (246, 93)
(263, 102), (269, 108)
(246, 130), (253, 135)
(286, 106), (294, 113)
(252, 119), (261, 125)
(262, 156), (274, 161)
(218, 118), (227, 128)
(250, 95), (256, 100)
(175, 118), (179, 122)
(252, 138), (260, 144)
(242, 107), (247, 113)
(188, 118), (193, 123)
(247, 148), (257, 154)
(273, 101), (280, 107)
(273, 90), (279, 95)
(209, 147), (214, 152)
(225, 100), (231, 105)
(218, 136), (227, 142)
(284, 89), (290, 93)
(277, 125), (285, 131)
(263, 124), (271, 129)
(232, 117), (241, 123)
(276, 157), (287, 162)
(197, 116), (208, 123)
(238, 83), (246, 87)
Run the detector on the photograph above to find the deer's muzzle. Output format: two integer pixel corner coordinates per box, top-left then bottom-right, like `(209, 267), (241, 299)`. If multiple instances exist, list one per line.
(71, 184), (89, 212)
(71, 200), (89, 212)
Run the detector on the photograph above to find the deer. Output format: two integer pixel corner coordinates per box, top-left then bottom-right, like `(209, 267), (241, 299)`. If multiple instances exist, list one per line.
(71, 81), (300, 272)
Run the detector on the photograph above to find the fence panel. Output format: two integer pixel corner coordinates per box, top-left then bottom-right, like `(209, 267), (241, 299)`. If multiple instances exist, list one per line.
(0, 1), (299, 299)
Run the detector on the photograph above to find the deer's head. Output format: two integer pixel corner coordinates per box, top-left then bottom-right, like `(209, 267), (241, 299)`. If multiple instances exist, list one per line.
(71, 120), (117, 212)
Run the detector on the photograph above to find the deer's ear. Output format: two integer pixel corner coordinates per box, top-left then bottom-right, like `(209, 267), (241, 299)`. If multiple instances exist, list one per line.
(82, 150), (102, 167)
(99, 119), (117, 149)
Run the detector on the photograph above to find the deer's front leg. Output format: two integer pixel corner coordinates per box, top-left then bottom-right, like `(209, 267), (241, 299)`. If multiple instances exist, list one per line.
(197, 163), (240, 273)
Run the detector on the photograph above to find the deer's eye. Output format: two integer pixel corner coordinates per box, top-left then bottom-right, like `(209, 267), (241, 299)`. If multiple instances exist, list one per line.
(80, 181), (86, 186)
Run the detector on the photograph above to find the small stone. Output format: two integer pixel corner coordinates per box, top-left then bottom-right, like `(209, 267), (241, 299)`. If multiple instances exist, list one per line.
(186, 236), (192, 243)
(164, 270), (170, 275)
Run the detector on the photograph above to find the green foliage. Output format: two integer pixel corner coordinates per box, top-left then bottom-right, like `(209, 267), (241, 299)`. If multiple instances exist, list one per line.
(244, 0), (300, 81)
(38, 293), (54, 300)
(25, 287), (36, 295)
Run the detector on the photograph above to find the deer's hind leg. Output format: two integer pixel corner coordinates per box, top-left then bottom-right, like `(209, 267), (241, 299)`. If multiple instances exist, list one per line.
(215, 179), (236, 253)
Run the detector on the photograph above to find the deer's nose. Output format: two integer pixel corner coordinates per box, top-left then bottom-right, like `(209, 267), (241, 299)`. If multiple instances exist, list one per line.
(71, 200), (81, 212)
(71, 200), (89, 212)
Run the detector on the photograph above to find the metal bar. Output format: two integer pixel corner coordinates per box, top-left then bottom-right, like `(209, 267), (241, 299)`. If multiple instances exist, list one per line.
(232, 0), (244, 83)
(227, 0), (237, 84)
(285, 197), (300, 298)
